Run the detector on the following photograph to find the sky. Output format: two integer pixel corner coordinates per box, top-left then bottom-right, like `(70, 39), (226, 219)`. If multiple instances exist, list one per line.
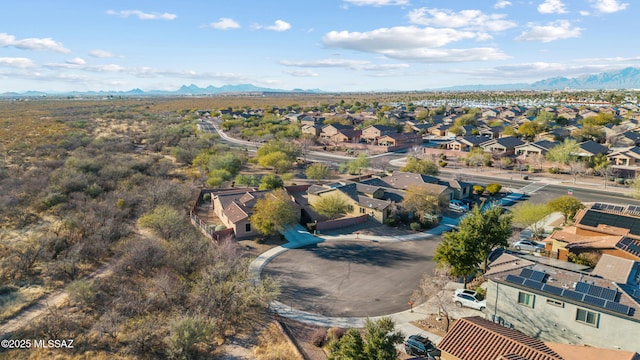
(0, 0), (637, 93)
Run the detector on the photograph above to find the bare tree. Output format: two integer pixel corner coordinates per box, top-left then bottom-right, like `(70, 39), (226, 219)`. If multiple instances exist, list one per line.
(411, 267), (455, 332)
(567, 160), (590, 184)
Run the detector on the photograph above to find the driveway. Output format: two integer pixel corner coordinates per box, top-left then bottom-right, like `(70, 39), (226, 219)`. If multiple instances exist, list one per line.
(262, 237), (441, 317)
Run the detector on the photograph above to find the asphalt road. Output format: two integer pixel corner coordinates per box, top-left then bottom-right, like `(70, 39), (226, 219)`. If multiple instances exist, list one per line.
(263, 238), (441, 317)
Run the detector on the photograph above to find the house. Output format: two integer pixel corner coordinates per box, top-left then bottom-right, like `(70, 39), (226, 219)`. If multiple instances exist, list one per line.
(609, 131), (640, 147)
(538, 128), (571, 142)
(480, 136), (525, 155)
(301, 124), (323, 137)
(515, 140), (558, 157)
(330, 128), (361, 143)
(608, 147), (640, 166)
(307, 183), (392, 223)
(574, 140), (609, 158)
(377, 132), (421, 149)
(361, 171), (455, 200)
(361, 125), (397, 144)
(437, 316), (563, 360)
(485, 252), (640, 353)
(320, 123), (353, 140)
(544, 202), (640, 261)
(444, 136), (491, 152)
(210, 188), (299, 239)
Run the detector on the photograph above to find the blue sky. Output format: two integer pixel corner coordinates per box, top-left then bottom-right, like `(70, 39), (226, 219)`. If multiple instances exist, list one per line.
(0, 0), (636, 92)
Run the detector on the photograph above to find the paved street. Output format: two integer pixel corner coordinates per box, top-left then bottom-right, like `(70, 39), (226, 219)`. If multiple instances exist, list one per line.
(263, 238), (440, 317)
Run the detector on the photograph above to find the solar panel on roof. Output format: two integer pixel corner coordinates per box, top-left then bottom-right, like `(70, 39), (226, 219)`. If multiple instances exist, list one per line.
(587, 285), (604, 298)
(562, 289), (584, 301)
(524, 279), (545, 290)
(580, 210), (640, 236)
(519, 268), (533, 279)
(529, 270), (547, 283)
(505, 274), (526, 285)
(583, 295), (607, 307)
(575, 282), (591, 294)
(605, 301), (631, 315)
(627, 205), (640, 215)
(592, 203), (604, 210)
(542, 284), (564, 296)
(600, 288), (618, 302)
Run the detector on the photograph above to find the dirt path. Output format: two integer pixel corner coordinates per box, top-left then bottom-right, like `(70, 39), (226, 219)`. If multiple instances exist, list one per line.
(0, 258), (114, 336)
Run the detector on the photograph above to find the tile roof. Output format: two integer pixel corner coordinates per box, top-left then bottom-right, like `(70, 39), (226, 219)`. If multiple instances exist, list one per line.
(591, 254), (637, 284)
(545, 342), (640, 360)
(577, 140), (609, 156)
(438, 316), (563, 360)
(377, 171), (440, 190)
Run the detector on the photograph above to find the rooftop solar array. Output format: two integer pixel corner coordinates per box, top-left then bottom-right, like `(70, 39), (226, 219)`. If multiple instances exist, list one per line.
(592, 203), (625, 212)
(627, 205), (640, 215)
(617, 237), (640, 255)
(580, 210), (640, 236)
(504, 270), (631, 316)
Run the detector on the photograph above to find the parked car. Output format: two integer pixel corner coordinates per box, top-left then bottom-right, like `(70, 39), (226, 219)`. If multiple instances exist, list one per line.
(453, 288), (486, 311)
(513, 239), (545, 253)
(404, 334), (441, 358)
(449, 199), (469, 212)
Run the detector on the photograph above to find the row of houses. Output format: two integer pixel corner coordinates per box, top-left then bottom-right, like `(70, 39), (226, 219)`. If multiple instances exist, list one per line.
(201, 171), (474, 239)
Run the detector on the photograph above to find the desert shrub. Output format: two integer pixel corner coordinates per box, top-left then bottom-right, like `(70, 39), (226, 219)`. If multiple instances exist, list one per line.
(410, 222), (422, 231)
(311, 328), (327, 347)
(548, 167), (562, 174)
(326, 327), (345, 343)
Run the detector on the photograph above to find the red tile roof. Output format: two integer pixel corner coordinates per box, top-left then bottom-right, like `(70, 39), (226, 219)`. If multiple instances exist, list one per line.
(438, 316), (563, 360)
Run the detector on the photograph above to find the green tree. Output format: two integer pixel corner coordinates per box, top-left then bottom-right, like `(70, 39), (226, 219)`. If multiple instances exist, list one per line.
(511, 202), (552, 238)
(402, 185), (444, 220)
(250, 189), (298, 235)
(306, 163), (331, 180)
(258, 174), (283, 190)
(400, 156), (439, 175)
(485, 183), (502, 197)
(138, 205), (185, 240)
(341, 154), (369, 175)
(328, 318), (404, 360)
(546, 138), (580, 165)
(312, 194), (351, 219)
(435, 206), (512, 278)
(473, 185), (485, 196)
(547, 195), (584, 225)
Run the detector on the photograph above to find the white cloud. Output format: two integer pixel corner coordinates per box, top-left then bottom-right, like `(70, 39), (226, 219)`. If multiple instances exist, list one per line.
(286, 70), (319, 77)
(515, 20), (582, 42)
(90, 49), (114, 58)
(106, 10), (177, 20)
(494, 1), (512, 9)
(381, 47), (510, 62)
(266, 20), (291, 32)
(324, 26), (479, 51)
(590, 0), (629, 13)
(579, 10), (591, 16)
(0, 32), (70, 53)
(0, 57), (35, 68)
(280, 58), (409, 70)
(208, 18), (240, 30)
(408, 8), (516, 32)
(538, 0), (568, 14)
(66, 58), (86, 65)
(343, 0), (409, 6)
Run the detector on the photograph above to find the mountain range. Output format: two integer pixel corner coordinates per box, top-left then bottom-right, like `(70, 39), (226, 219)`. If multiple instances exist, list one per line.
(3, 67), (640, 97)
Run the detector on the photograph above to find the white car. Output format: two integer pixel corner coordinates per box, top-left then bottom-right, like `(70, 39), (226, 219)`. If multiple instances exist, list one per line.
(453, 289), (486, 311)
(449, 200), (469, 212)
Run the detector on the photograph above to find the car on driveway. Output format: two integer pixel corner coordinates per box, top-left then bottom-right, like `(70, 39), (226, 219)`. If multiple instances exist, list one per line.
(453, 289), (486, 311)
(449, 200), (469, 212)
(513, 239), (545, 253)
(404, 334), (441, 358)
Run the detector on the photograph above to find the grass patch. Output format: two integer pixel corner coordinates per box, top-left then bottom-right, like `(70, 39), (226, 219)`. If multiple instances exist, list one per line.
(253, 322), (303, 360)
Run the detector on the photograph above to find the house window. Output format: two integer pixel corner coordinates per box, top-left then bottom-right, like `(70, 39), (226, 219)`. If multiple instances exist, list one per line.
(576, 308), (599, 327)
(245, 223), (251, 233)
(360, 207), (365, 214)
(546, 299), (564, 307)
(518, 292), (534, 307)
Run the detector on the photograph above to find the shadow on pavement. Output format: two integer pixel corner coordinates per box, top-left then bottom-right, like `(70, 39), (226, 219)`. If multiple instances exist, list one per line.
(304, 242), (429, 267)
